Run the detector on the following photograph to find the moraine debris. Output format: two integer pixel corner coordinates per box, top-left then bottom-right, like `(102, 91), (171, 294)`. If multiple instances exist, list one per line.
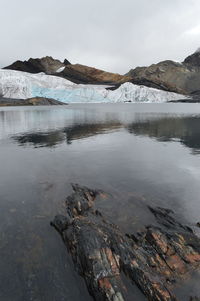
(51, 184), (200, 301)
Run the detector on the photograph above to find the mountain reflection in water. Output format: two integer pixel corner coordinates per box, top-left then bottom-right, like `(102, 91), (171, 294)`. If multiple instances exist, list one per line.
(127, 117), (200, 154)
(12, 115), (200, 154)
(12, 122), (122, 147)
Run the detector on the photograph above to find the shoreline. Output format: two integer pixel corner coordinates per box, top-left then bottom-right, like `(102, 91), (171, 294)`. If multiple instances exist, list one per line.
(0, 97), (67, 106)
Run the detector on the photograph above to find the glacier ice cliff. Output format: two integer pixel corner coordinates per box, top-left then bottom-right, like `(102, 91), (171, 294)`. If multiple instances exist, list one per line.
(0, 69), (187, 103)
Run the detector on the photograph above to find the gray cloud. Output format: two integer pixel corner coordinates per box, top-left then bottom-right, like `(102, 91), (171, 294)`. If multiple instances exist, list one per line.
(0, 0), (200, 73)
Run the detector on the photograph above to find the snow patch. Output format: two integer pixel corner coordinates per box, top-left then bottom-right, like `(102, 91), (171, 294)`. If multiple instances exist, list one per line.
(56, 66), (65, 73)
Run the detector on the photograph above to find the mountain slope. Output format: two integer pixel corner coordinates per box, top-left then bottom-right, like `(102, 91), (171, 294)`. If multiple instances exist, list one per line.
(126, 50), (200, 95)
(4, 57), (130, 85)
(58, 63), (130, 84)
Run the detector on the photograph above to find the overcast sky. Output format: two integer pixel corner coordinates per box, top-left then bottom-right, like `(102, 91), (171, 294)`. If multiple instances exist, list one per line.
(0, 0), (200, 73)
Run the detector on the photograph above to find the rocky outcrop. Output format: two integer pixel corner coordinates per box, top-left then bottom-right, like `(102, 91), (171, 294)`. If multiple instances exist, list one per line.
(0, 96), (66, 106)
(59, 64), (130, 84)
(4, 57), (130, 85)
(126, 50), (200, 95)
(183, 50), (200, 67)
(4, 56), (69, 74)
(51, 184), (200, 301)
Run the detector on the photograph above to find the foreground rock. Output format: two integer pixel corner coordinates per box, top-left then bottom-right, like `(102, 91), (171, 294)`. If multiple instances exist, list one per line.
(0, 97), (66, 106)
(51, 184), (200, 301)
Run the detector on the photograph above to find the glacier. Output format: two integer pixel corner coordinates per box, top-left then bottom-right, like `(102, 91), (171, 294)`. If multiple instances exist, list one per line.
(0, 69), (188, 103)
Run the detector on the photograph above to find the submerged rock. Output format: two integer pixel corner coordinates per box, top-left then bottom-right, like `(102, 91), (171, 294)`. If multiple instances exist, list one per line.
(51, 184), (200, 301)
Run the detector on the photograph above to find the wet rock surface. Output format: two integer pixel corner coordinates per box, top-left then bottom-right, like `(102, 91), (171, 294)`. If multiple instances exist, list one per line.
(51, 184), (200, 301)
(0, 96), (66, 106)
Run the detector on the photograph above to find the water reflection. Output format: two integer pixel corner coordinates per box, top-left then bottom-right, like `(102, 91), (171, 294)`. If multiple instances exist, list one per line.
(10, 112), (200, 154)
(127, 117), (200, 154)
(12, 131), (66, 148)
(12, 123), (122, 147)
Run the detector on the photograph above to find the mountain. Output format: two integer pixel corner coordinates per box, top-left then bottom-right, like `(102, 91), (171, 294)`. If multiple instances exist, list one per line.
(4, 50), (200, 97)
(4, 56), (69, 74)
(126, 50), (200, 95)
(4, 56), (130, 85)
(0, 69), (187, 103)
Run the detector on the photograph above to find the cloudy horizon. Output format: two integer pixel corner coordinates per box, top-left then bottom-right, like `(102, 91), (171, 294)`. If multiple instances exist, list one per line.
(0, 0), (200, 74)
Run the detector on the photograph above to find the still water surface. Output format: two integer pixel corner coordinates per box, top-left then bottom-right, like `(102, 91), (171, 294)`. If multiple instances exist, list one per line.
(0, 104), (200, 300)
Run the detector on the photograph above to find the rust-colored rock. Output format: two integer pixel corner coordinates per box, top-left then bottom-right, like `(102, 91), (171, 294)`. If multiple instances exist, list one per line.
(59, 63), (130, 84)
(4, 57), (130, 85)
(51, 185), (200, 301)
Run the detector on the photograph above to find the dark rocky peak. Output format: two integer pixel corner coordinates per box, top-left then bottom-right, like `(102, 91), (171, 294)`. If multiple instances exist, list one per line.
(4, 56), (71, 74)
(27, 56), (65, 74)
(63, 58), (71, 65)
(183, 48), (200, 67)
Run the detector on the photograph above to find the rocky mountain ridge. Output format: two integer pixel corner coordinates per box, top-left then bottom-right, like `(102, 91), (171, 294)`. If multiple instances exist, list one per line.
(3, 49), (200, 95)
(127, 50), (200, 95)
(4, 56), (130, 85)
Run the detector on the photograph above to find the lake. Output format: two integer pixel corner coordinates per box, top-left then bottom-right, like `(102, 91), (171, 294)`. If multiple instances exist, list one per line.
(0, 103), (200, 300)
